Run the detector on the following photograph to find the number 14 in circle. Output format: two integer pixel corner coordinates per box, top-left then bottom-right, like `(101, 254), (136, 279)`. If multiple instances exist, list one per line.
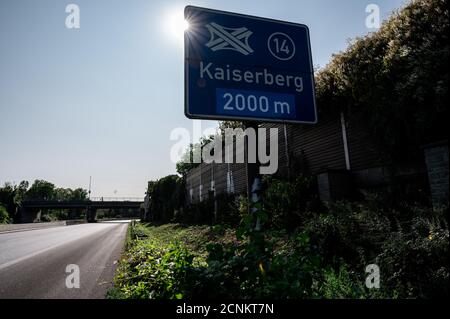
(267, 32), (296, 61)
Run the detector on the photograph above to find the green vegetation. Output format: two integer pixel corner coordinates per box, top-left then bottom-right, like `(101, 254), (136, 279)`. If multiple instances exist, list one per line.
(315, 0), (448, 162)
(111, 194), (448, 299)
(146, 175), (185, 222)
(175, 122), (244, 177)
(0, 181), (28, 223)
(114, 164), (450, 299)
(0, 204), (10, 224)
(1, 0), (445, 302)
(108, 223), (214, 299)
(175, 144), (201, 177)
(120, 0), (449, 299)
(0, 179), (88, 223)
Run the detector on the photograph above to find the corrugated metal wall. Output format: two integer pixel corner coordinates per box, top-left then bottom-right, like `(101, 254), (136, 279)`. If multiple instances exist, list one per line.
(345, 119), (382, 171)
(287, 116), (347, 173)
(186, 162), (248, 204)
(185, 112), (382, 203)
(185, 137), (249, 203)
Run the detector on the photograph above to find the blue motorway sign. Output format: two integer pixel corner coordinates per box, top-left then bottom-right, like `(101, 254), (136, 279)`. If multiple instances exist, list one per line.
(184, 6), (317, 124)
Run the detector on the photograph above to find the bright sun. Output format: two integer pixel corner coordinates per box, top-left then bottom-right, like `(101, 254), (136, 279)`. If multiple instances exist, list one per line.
(167, 10), (189, 41)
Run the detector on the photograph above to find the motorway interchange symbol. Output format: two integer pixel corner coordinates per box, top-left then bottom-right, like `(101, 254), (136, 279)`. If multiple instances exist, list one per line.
(205, 23), (254, 55)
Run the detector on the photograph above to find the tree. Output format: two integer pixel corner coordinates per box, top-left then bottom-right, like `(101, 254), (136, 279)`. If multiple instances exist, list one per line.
(176, 122), (245, 176)
(55, 188), (72, 200)
(176, 143), (200, 176)
(218, 120), (244, 134)
(71, 188), (88, 200)
(315, 0), (448, 162)
(0, 180), (89, 222)
(0, 182), (18, 222)
(0, 183), (15, 210)
(175, 133), (218, 176)
(146, 175), (184, 222)
(0, 181), (30, 223)
(0, 205), (10, 224)
(13, 181), (29, 207)
(25, 180), (55, 200)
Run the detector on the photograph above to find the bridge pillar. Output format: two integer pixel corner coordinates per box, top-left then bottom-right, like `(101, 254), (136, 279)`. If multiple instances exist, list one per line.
(19, 206), (41, 223)
(86, 206), (97, 223)
(67, 209), (77, 220)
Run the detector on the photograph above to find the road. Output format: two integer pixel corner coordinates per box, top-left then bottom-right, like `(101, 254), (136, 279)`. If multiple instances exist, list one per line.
(0, 221), (129, 299)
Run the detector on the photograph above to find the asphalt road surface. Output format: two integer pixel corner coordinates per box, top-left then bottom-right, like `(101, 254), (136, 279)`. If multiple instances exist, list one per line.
(0, 221), (129, 299)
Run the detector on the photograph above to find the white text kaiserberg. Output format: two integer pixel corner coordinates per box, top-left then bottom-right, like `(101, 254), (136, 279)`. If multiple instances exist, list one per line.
(199, 61), (304, 92)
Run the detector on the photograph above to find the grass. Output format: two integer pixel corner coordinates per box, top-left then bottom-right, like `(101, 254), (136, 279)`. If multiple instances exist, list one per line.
(130, 222), (239, 259)
(109, 204), (449, 299)
(108, 222), (298, 299)
(107, 222), (244, 299)
(126, 222), (294, 259)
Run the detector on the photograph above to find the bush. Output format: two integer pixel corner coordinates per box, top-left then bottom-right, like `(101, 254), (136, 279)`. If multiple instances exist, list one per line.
(263, 175), (320, 230)
(40, 210), (65, 222)
(146, 175), (185, 222)
(0, 205), (10, 224)
(304, 200), (391, 269)
(112, 201), (449, 299)
(376, 211), (449, 298)
(129, 222), (148, 240)
(189, 231), (324, 299)
(303, 198), (449, 298)
(320, 264), (364, 299)
(215, 193), (241, 226)
(112, 238), (196, 299)
(315, 0), (448, 162)
(112, 179), (449, 299)
(112, 223), (330, 299)
(181, 193), (215, 224)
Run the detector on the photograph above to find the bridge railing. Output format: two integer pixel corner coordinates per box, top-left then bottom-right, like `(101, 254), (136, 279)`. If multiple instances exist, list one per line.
(22, 197), (144, 204)
(89, 197), (144, 202)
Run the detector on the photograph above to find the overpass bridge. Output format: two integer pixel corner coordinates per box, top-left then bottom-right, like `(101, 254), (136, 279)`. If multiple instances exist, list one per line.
(20, 197), (144, 223)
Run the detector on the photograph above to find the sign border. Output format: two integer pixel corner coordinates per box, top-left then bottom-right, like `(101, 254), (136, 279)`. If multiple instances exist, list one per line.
(184, 5), (318, 124)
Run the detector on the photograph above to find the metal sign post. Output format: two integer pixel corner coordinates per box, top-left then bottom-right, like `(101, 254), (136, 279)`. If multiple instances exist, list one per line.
(243, 121), (262, 230)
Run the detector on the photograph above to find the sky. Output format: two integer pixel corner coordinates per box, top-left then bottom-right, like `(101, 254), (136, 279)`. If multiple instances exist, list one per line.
(0, 0), (407, 197)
